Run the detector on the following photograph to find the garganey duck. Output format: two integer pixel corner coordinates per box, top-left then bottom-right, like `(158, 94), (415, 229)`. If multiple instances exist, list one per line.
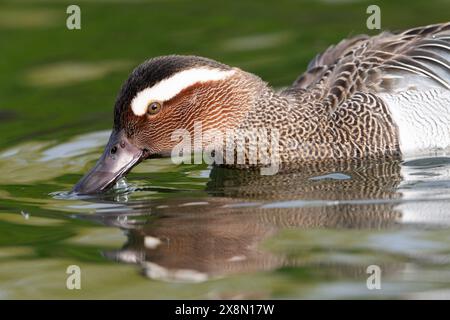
(73, 22), (450, 194)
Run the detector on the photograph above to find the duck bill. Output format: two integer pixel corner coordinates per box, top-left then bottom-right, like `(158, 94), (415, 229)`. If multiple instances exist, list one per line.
(72, 130), (144, 195)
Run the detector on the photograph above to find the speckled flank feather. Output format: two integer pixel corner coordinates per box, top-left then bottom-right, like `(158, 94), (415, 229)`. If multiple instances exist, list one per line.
(114, 23), (450, 168)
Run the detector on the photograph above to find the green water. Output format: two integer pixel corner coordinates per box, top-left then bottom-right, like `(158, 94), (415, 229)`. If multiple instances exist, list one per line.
(1, 0), (450, 299)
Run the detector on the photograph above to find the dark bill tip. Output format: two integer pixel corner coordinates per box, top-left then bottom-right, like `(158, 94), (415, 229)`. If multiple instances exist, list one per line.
(71, 130), (143, 195)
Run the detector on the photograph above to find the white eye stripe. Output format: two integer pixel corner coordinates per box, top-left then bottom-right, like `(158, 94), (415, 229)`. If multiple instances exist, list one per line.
(131, 67), (236, 116)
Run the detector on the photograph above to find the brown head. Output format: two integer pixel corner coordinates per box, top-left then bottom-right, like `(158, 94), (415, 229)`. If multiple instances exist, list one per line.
(72, 55), (267, 194)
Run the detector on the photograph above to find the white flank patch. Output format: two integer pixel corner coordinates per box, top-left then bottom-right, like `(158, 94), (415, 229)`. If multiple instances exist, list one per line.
(131, 67), (236, 116)
(380, 89), (450, 155)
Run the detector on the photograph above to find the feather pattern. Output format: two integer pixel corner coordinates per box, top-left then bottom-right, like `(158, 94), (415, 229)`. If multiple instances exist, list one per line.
(238, 22), (450, 165)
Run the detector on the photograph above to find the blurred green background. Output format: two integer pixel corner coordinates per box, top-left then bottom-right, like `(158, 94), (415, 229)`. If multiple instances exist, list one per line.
(1, 0), (450, 299)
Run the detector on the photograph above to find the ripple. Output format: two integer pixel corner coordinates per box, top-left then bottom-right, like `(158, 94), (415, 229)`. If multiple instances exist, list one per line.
(309, 172), (351, 181)
(403, 157), (450, 168)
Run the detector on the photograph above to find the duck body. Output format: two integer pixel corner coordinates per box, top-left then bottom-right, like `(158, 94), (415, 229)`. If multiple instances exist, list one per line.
(239, 22), (450, 165)
(73, 22), (450, 194)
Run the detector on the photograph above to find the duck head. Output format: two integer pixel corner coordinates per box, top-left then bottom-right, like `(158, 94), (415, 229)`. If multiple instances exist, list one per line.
(72, 55), (267, 194)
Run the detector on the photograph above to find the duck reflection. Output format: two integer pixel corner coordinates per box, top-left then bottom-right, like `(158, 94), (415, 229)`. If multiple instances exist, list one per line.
(74, 159), (422, 282)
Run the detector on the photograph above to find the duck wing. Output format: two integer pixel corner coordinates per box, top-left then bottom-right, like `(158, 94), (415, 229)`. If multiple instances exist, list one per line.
(293, 34), (369, 89)
(303, 23), (450, 155)
(372, 23), (450, 92)
(293, 23), (450, 101)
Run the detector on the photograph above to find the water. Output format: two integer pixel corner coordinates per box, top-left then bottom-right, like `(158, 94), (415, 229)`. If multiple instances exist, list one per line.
(1, 0), (450, 299)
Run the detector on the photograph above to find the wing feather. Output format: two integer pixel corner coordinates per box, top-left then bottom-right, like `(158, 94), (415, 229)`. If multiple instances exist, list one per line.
(291, 22), (450, 108)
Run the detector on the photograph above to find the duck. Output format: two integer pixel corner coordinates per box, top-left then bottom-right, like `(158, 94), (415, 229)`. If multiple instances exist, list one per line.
(72, 22), (450, 195)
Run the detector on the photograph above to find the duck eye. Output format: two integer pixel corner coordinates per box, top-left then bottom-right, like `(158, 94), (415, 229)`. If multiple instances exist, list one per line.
(147, 102), (161, 115)
(110, 146), (118, 155)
